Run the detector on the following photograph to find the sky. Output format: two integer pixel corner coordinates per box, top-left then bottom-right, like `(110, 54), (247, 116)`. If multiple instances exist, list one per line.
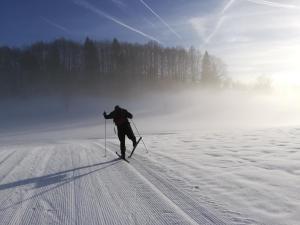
(0, 0), (300, 86)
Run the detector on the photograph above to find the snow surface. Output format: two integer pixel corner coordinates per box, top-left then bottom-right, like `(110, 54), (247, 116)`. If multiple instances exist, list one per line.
(0, 135), (229, 225)
(1, 124), (300, 224)
(0, 91), (300, 225)
(141, 128), (300, 225)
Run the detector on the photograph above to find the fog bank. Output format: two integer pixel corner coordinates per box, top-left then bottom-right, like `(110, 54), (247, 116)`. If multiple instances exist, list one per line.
(1, 88), (300, 138)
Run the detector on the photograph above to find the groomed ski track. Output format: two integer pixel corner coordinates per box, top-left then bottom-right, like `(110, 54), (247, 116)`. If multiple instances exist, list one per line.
(0, 140), (228, 225)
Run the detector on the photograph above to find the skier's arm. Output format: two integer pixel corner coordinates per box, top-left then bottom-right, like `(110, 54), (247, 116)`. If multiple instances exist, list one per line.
(103, 111), (114, 119)
(125, 110), (133, 119)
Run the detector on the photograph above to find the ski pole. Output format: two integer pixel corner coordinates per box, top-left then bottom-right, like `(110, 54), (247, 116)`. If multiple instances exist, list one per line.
(104, 118), (107, 157)
(131, 119), (149, 153)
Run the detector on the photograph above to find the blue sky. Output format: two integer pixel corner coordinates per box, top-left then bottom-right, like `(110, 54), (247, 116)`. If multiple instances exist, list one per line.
(0, 0), (216, 47)
(1, 0), (300, 86)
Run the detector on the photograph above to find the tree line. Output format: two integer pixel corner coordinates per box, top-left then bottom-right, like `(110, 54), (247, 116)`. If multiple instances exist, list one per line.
(0, 37), (226, 97)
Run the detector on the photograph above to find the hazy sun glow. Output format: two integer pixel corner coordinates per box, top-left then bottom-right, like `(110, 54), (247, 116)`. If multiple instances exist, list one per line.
(269, 41), (300, 87)
(189, 0), (300, 90)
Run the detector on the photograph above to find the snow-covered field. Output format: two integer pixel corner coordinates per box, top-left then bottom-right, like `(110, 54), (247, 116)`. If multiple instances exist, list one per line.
(1, 125), (299, 225)
(142, 128), (300, 225)
(0, 132), (229, 225)
(0, 91), (300, 225)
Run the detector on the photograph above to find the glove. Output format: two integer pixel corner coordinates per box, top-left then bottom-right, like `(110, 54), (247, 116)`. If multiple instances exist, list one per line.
(103, 111), (107, 118)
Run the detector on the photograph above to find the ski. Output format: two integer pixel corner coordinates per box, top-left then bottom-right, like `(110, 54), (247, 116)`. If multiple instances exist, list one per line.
(115, 152), (129, 163)
(115, 137), (142, 161)
(128, 137), (142, 158)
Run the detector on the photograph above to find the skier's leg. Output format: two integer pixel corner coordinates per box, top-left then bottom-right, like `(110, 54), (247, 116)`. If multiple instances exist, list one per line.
(126, 123), (136, 148)
(118, 128), (126, 159)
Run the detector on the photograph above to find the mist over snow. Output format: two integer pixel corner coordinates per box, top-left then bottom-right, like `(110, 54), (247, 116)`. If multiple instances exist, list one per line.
(1, 88), (300, 142)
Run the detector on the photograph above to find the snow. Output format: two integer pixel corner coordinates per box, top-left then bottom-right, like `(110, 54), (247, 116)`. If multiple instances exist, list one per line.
(140, 128), (300, 225)
(0, 138), (228, 224)
(1, 127), (299, 225)
(0, 91), (300, 224)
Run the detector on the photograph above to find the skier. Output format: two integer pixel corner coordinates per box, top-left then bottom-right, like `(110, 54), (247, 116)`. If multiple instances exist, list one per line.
(103, 105), (137, 159)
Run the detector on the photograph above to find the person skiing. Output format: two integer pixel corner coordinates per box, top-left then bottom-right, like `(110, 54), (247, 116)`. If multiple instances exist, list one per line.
(103, 105), (137, 159)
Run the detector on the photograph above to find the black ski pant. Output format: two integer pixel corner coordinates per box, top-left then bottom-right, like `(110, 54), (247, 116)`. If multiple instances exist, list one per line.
(117, 122), (136, 157)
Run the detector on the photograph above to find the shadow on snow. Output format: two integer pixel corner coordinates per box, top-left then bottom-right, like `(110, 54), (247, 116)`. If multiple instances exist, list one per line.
(0, 158), (121, 210)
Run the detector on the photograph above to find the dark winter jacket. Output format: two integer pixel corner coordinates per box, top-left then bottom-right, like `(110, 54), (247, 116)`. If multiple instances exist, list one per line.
(104, 107), (133, 127)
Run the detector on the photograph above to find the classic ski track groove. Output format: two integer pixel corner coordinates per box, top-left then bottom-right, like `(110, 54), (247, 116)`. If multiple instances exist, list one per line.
(0, 150), (16, 166)
(18, 146), (73, 225)
(137, 151), (261, 225)
(6, 148), (54, 225)
(0, 148), (40, 210)
(89, 143), (199, 225)
(107, 141), (259, 225)
(94, 141), (229, 225)
(0, 141), (234, 225)
(130, 155), (228, 224)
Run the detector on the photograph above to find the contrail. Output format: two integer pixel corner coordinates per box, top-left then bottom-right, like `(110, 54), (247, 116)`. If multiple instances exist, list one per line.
(221, 0), (236, 14)
(111, 0), (126, 9)
(225, 0), (299, 10)
(204, 0), (299, 44)
(139, 0), (182, 39)
(221, 0), (299, 14)
(245, 0), (299, 9)
(41, 17), (71, 34)
(73, 0), (162, 43)
(205, 16), (226, 43)
(204, 0), (235, 44)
